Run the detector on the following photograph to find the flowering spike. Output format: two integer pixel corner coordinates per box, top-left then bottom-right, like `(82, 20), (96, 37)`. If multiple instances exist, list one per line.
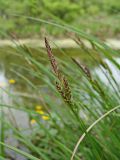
(45, 37), (58, 75)
(45, 38), (72, 105)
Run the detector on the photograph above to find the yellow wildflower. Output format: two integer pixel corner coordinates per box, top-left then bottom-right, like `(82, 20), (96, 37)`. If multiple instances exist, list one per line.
(42, 115), (50, 120)
(36, 110), (44, 115)
(30, 119), (36, 124)
(9, 79), (16, 84)
(35, 105), (42, 111)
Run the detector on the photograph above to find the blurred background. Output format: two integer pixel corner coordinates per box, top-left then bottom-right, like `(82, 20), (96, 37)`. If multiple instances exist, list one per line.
(0, 0), (120, 39)
(0, 1), (120, 160)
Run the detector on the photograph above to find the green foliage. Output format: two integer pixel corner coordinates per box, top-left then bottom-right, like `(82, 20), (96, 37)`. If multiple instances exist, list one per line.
(103, 0), (120, 14)
(0, 20), (120, 159)
(0, 0), (119, 38)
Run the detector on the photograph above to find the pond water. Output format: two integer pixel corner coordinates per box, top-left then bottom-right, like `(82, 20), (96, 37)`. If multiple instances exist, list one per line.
(0, 47), (120, 122)
(0, 46), (120, 159)
(94, 58), (120, 85)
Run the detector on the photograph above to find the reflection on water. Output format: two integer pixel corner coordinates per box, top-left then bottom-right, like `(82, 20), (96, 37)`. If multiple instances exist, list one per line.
(0, 64), (10, 104)
(0, 63), (29, 129)
(0, 61), (30, 159)
(94, 58), (120, 85)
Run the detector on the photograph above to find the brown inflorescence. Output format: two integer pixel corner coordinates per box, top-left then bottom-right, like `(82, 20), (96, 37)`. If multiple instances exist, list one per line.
(72, 58), (92, 80)
(45, 37), (58, 75)
(45, 37), (72, 105)
(72, 58), (106, 97)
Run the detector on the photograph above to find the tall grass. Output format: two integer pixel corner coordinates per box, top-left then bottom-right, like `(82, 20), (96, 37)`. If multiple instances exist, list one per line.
(0, 19), (120, 160)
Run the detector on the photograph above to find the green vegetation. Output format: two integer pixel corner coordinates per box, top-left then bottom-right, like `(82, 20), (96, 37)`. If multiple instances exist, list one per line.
(0, 1), (120, 159)
(0, 19), (120, 159)
(0, 0), (120, 38)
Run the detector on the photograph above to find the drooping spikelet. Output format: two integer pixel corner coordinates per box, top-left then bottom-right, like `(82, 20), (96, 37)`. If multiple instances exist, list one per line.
(72, 58), (92, 80)
(72, 58), (106, 96)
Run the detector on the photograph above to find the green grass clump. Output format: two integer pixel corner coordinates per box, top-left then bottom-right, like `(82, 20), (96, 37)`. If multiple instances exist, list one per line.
(0, 20), (120, 160)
